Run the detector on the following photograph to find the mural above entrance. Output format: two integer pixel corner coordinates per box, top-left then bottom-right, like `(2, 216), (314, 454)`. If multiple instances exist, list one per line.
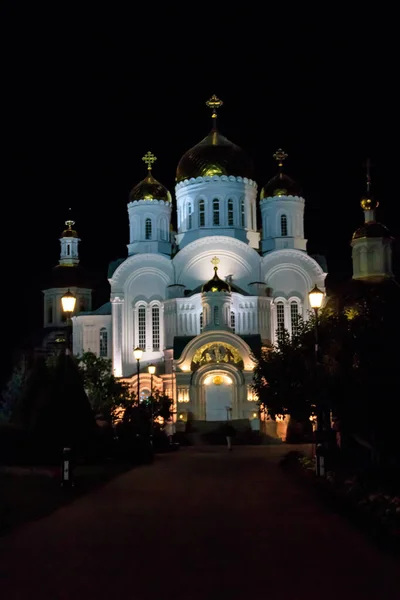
(192, 342), (243, 370)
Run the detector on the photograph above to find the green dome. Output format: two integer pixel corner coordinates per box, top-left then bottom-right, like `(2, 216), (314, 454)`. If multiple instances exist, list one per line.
(202, 267), (231, 293)
(176, 129), (254, 183)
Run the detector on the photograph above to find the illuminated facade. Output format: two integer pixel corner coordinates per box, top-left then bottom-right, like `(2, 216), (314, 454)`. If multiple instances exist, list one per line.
(72, 96), (327, 424)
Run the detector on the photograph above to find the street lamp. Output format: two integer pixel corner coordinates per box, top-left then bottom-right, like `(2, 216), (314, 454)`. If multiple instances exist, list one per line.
(133, 346), (143, 405)
(148, 364), (156, 443)
(308, 284), (325, 476)
(61, 289), (76, 354)
(308, 284), (324, 362)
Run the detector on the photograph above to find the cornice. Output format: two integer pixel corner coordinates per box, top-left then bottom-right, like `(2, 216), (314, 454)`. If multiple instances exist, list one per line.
(127, 199), (172, 208)
(175, 174), (258, 191)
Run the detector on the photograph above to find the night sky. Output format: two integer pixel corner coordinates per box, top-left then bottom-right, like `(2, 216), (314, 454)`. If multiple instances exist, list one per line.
(3, 8), (398, 377)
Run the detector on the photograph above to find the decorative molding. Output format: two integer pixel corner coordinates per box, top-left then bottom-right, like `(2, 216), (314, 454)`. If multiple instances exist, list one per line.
(109, 253), (173, 285)
(260, 195), (304, 205)
(175, 175), (258, 191)
(127, 199), (172, 208)
(262, 249), (327, 278)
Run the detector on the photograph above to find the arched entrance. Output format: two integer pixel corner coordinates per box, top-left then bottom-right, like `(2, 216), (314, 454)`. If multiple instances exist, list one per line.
(203, 372), (233, 421)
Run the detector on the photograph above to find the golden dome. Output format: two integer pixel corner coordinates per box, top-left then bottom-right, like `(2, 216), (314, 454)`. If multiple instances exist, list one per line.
(261, 148), (301, 199)
(129, 151), (171, 203)
(61, 220), (78, 238)
(202, 257), (231, 293)
(176, 130), (254, 183)
(360, 195), (379, 211)
(129, 171), (171, 202)
(176, 95), (253, 183)
(261, 172), (301, 199)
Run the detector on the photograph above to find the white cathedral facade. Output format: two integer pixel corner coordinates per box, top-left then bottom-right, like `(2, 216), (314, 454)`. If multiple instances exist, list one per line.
(65, 96), (328, 426)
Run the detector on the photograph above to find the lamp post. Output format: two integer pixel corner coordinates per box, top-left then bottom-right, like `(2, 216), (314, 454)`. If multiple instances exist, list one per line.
(308, 284), (325, 476)
(133, 346), (143, 405)
(61, 289), (76, 354)
(148, 364), (156, 444)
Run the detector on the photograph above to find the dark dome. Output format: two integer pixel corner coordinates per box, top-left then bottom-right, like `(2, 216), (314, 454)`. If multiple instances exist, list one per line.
(202, 267), (231, 293)
(352, 222), (390, 240)
(261, 172), (302, 199)
(176, 130), (254, 183)
(129, 171), (171, 202)
(61, 220), (79, 238)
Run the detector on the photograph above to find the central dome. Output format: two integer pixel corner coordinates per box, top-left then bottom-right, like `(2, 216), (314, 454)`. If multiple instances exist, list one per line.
(176, 129), (254, 183)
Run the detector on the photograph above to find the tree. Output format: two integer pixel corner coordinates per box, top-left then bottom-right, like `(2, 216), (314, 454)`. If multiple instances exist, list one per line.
(76, 351), (134, 425)
(0, 353), (31, 424)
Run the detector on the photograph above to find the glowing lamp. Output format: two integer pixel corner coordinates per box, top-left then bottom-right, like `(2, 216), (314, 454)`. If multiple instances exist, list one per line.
(308, 285), (324, 309)
(148, 364), (156, 375)
(61, 289), (76, 314)
(133, 347), (143, 361)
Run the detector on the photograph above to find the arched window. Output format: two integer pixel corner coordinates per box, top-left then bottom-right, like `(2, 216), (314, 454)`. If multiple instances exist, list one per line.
(241, 199), (245, 226)
(276, 301), (285, 340)
(214, 305), (220, 326)
(138, 306), (146, 349)
(280, 215), (288, 237)
(145, 218), (152, 240)
(230, 311), (235, 333)
(152, 306), (160, 350)
(200, 312), (203, 333)
(290, 302), (299, 337)
(67, 244), (71, 256)
(188, 203), (192, 230)
(213, 198), (220, 225)
(228, 199), (234, 226)
(100, 327), (108, 357)
(199, 199), (205, 227)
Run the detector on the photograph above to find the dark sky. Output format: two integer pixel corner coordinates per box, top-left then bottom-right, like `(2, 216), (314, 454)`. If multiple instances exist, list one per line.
(3, 8), (398, 372)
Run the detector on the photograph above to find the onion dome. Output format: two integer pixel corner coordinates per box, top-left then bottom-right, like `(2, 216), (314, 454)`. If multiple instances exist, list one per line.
(176, 95), (254, 183)
(129, 151), (171, 202)
(61, 219), (78, 238)
(352, 222), (390, 240)
(202, 257), (231, 293)
(353, 160), (388, 239)
(260, 149), (301, 199)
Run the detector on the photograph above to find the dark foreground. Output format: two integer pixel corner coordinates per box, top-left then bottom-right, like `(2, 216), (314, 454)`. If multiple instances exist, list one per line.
(0, 445), (399, 599)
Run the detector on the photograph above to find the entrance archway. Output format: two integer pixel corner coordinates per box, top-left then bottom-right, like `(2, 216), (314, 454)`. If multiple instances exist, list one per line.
(203, 372), (233, 421)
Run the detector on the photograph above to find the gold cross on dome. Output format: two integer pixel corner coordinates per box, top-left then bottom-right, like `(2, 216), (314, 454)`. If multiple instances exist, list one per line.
(273, 148), (288, 168)
(142, 151), (157, 170)
(206, 95), (223, 119)
(211, 256), (220, 269)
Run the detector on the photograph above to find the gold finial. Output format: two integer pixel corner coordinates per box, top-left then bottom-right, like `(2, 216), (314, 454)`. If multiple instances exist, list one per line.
(206, 95), (223, 128)
(365, 157), (371, 194)
(142, 151), (157, 171)
(211, 256), (220, 272)
(65, 219), (75, 230)
(361, 158), (378, 211)
(273, 148), (288, 169)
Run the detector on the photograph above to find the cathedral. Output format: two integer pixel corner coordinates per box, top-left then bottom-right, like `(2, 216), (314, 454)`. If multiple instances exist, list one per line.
(42, 96), (393, 430)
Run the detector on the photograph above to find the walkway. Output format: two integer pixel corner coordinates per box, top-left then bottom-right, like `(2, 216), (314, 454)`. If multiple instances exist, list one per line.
(1, 446), (399, 599)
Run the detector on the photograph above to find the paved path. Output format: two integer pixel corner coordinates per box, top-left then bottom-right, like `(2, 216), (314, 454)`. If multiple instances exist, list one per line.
(1, 446), (399, 599)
